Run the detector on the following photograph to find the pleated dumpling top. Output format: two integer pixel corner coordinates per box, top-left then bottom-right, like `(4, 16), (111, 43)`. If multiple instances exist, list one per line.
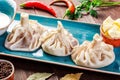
(42, 21), (79, 56)
(71, 34), (115, 68)
(5, 13), (46, 51)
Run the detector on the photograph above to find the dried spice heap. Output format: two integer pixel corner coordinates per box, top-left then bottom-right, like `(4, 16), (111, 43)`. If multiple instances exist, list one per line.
(0, 62), (12, 79)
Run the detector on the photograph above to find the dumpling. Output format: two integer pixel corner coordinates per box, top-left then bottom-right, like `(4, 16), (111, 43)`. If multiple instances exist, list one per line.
(5, 13), (46, 51)
(71, 34), (115, 68)
(42, 21), (79, 56)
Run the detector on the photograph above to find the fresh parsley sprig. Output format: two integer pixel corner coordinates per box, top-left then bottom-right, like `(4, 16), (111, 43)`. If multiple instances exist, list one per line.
(70, 0), (120, 19)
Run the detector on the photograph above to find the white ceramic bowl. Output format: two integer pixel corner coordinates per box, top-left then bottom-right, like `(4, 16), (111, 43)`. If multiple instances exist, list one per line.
(0, 0), (16, 36)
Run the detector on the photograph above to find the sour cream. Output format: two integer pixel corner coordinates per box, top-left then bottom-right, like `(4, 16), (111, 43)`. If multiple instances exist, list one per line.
(0, 12), (10, 28)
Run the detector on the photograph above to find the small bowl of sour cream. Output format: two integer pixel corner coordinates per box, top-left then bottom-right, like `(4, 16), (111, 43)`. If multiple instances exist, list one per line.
(0, 0), (16, 36)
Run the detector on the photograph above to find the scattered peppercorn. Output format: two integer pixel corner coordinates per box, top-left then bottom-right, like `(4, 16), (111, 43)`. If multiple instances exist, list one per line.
(0, 62), (12, 79)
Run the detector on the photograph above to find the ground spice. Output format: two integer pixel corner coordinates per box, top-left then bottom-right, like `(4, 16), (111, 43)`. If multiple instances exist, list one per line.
(0, 62), (12, 79)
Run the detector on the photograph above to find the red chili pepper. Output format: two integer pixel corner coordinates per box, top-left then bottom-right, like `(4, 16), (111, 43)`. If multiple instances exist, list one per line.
(20, 1), (57, 17)
(50, 0), (75, 18)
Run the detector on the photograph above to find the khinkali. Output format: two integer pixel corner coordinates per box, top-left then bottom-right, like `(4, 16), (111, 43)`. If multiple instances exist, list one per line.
(71, 34), (115, 68)
(42, 21), (79, 56)
(5, 13), (46, 51)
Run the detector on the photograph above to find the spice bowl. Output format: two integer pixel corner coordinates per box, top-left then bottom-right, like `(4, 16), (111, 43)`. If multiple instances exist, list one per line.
(0, 0), (16, 36)
(0, 59), (15, 80)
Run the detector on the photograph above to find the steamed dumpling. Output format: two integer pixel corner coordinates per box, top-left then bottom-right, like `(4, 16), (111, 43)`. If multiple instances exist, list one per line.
(71, 34), (115, 68)
(42, 21), (79, 56)
(5, 13), (46, 51)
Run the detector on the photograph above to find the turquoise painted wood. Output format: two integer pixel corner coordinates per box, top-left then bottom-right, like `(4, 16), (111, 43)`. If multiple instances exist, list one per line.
(0, 0), (16, 18)
(0, 13), (120, 75)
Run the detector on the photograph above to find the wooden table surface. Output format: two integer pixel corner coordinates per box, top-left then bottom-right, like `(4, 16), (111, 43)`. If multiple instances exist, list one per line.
(1, 0), (120, 80)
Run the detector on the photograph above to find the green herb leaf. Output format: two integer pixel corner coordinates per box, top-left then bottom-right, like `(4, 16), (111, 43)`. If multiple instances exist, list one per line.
(90, 9), (97, 18)
(66, 0), (120, 20)
(74, 9), (82, 19)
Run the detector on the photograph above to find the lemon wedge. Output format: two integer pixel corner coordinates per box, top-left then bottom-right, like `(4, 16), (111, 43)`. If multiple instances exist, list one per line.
(113, 18), (120, 28)
(102, 16), (114, 33)
(108, 25), (120, 39)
